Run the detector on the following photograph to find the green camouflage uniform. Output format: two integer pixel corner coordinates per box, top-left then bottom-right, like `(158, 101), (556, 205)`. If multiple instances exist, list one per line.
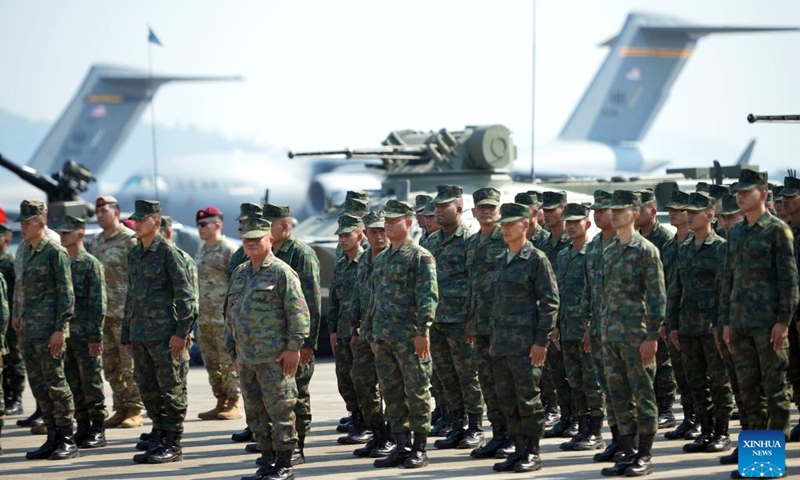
(1, 251), (24, 399)
(491, 240), (559, 438)
(195, 236), (240, 401)
(19, 236), (76, 428)
(721, 211), (798, 438)
(88, 224), (142, 411)
(64, 248), (108, 423)
(602, 232), (666, 437)
(0, 273), (9, 425)
(225, 252), (310, 452)
(123, 233), (196, 434)
(363, 237), (438, 435)
(789, 221), (800, 413)
(529, 224), (551, 252)
(227, 246), (248, 279)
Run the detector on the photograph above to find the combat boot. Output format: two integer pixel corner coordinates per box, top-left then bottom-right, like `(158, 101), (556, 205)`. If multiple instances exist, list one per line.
(594, 425), (622, 462)
(600, 434), (636, 476)
(246, 442), (263, 454)
(290, 436), (305, 466)
(369, 425), (396, 458)
(48, 425), (79, 460)
(564, 416), (580, 437)
(493, 435), (525, 472)
(665, 403), (697, 440)
(5, 391), (23, 415)
(576, 415), (606, 451)
(683, 416), (713, 453)
(457, 412), (484, 449)
(544, 404), (560, 427)
(373, 433), (409, 468)
(120, 407), (143, 428)
(340, 414), (352, 425)
(706, 419), (732, 452)
(338, 411), (373, 444)
(353, 423), (390, 457)
(719, 446), (738, 465)
(433, 409), (465, 449)
(133, 430), (163, 463)
(430, 408), (452, 437)
(561, 415), (588, 451)
(81, 417), (107, 448)
(624, 434), (654, 476)
(255, 446), (275, 467)
(198, 396), (225, 420)
(31, 423), (47, 434)
(545, 405), (572, 438)
(514, 436), (542, 473)
(470, 424), (508, 458)
(18, 405), (43, 428)
(657, 401), (676, 429)
(263, 449), (294, 480)
(137, 429), (161, 451)
(403, 433), (429, 468)
(25, 426), (58, 459)
(103, 408), (125, 428)
(74, 419), (91, 447)
(147, 430), (183, 463)
(337, 416), (352, 433)
(232, 426), (254, 442)
(217, 397), (243, 420)
(431, 404), (442, 426)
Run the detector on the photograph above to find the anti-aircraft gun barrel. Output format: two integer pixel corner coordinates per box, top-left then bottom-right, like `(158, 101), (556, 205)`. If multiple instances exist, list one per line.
(747, 114), (800, 123)
(0, 153), (61, 199)
(288, 145), (430, 161)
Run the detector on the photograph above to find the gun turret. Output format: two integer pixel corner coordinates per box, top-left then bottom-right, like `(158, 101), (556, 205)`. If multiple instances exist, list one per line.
(0, 154), (95, 203)
(747, 114), (800, 123)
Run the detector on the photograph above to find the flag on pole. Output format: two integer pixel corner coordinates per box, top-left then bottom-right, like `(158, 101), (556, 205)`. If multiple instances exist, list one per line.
(148, 27), (163, 46)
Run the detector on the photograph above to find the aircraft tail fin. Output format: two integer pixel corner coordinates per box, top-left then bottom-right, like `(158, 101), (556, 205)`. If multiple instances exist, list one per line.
(26, 64), (241, 176)
(736, 138), (756, 166)
(558, 12), (797, 144)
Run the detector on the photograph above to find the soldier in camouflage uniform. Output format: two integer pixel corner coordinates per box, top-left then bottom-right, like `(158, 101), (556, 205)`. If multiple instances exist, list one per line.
(600, 190), (666, 477)
(667, 193), (733, 456)
(14, 200), (78, 461)
(225, 216), (310, 480)
(781, 176), (800, 442)
(426, 185), (485, 452)
(0, 263), (9, 452)
(329, 214), (370, 445)
(556, 203), (605, 453)
(721, 168), (798, 455)
(709, 185), (731, 238)
(464, 188), (514, 459)
(57, 216), (108, 449)
(0, 224), (25, 417)
(194, 206), (241, 421)
(489, 202), (559, 474)
(88, 196), (143, 429)
(415, 194), (432, 244)
(362, 199), (437, 469)
(514, 192), (551, 252)
(124, 200), (196, 464)
(265, 204), (321, 465)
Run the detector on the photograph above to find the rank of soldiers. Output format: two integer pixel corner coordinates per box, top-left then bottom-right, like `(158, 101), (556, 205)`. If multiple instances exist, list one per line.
(1, 166), (799, 480)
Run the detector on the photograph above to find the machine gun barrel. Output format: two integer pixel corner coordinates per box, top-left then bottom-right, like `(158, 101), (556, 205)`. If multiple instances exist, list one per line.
(288, 145), (429, 160)
(747, 114), (800, 123)
(0, 153), (60, 198)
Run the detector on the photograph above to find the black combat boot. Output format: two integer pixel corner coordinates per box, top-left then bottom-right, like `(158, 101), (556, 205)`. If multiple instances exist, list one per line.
(594, 425), (621, 462)
(245, 442), (262, 454)
(337, 411), (373, 444)
(353, 432), (378, 457)
(74, 420), (91, 447)
(48, 425), (79, 460)
(624, 434), (654, 476)
(17, 404), (43, 428)
(337, 416), (352, 433)
(471, 423), (508, 458)
(657, 400), (676, 429)
(719, 446), (738, 465)
(255, 446), (275, 467)
(576, 415), (606, 451)
(683, 416), (713, 453)
(544, 405), (572, 438)
(600, 434), (636, 476)
(81, 417), (107, 448)
(457, 412), (484, 449)
(431, 404), (442, 426)
(137, 429), (162, 451)
(373, 433), (409, 468)
(262, 449), (294, 480)
(232, 426), (254, 442)
(26, 426), (58, 460)
(340, 414), (352, 425)
(433, 410), (465, 449)
(5, 391), (23, 415)
(706, 419), (732, 452)
(665, 402), (697, 440)
(290, 436), (305, 466)
(544, 404), (560, 427)
(369, 424), (396, 458)
(561, 415), (588, 451)
(133, 430), (163, 464)
(493, 435), (525, 472)
(430, 407), (452, 437)
(404, 433), (429, 468)
(514, 436), (543, 472)
(147, 430), (183, 463)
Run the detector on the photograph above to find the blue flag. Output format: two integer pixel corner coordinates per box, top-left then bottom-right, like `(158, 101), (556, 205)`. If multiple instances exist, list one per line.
(148, 27), (162, 46)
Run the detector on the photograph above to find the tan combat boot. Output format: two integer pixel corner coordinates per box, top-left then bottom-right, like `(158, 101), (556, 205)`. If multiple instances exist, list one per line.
(120, 407), (143, 428)
(216, 397), (243, 420)
(198, 397), (225, 420)
(103, 409), (126, 428)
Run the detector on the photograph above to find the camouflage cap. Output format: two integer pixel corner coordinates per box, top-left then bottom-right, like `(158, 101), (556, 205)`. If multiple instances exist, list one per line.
(415, 194), (433, 213)
(695, 182), (711, 193)
(384, 199), (414, 218)
(528, 191), (544, 205)
(344, 197), (369, 214)
(720, 194), (741, 215)
(609, 190), (642, 210)
(732, 167), (768, 192)
(473, 187), (501, 206)
(241, 217), (272, 239)
(782, 176), (800, 197)
(709, 184), (730, 200)
(637, 188), (656, 205)
(335, 214), (364, 235)
(590, 190), (612, 210)
(684, 191), (715, 211)
(128, 200), (161, 221)
(95, 196), (119, 208)
(0, 223), (10, 235)
(498, 203), (529, 223)
(541, 191), (567, 210)
(363, 210), (385, 229)
(665, 190), (690, 210)
(160, 215), (173, 229)
(514, 192), (538, 208)
(774, 185), (785, 201)
(263, 204), (292, 220)
(422, 199), (436, 216)
(55, 215), (86, 233)
(434, 184), (464, 204)
(14, 199), (46, 222)
(237, 203), (263, 221)
(346, 190), (370, 202)
(563, 203), (590, 221)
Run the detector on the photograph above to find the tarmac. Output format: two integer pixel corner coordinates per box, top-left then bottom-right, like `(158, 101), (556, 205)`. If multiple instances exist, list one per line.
(1, 357), (797, 479)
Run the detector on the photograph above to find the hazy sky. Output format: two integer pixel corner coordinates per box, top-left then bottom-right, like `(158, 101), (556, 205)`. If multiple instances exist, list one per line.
(1, 0), (798, 174)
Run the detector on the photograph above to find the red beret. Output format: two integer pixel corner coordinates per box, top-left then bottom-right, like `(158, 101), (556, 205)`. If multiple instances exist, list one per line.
(196, 206), (223, 222)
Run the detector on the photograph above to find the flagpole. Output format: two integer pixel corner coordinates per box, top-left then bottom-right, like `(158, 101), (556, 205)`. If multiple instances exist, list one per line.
(147, 30), (160, 200)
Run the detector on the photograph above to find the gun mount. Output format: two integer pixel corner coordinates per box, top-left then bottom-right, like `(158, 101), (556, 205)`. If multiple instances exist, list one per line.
(747, 114), (800, 123)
